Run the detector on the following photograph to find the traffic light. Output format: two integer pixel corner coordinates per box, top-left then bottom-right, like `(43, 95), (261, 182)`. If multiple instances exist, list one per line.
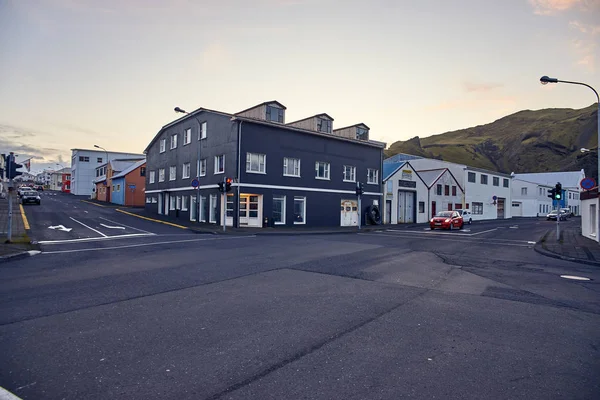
(554, 183), (562, 200)
(6, 153), (22, 179)
(547, 188), (555, 199)
(355, 182), (364, 196)
(218, 181), (224, 193)
(225, 178), (232, 192)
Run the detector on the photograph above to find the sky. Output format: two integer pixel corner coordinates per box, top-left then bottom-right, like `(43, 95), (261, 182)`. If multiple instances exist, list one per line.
(0, 0), (599, 174)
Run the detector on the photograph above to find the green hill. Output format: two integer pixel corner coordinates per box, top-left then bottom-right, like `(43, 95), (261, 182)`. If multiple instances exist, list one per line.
(385, 104), (598, 181)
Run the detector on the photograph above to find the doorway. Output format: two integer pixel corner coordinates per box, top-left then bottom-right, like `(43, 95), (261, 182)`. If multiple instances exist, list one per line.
(497, 198), (505, 219)
(431, 201), (437, 218)
(397, 191), (415, 223)
(340, 199), (358, 226)
(239, 194), (262, 227)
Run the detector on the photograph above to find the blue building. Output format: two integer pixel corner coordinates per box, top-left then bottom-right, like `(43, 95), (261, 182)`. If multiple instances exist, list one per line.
(143, 101), (386, 228)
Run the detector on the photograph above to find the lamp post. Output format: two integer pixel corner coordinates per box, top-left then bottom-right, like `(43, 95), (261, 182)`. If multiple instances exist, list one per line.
(175, 107), (203, 223)
(94, 145), (109, 200)
(540, 76), (599, 186)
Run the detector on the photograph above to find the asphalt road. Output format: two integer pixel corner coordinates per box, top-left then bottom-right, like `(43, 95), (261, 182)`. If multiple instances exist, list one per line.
(1, 193), (598, 400)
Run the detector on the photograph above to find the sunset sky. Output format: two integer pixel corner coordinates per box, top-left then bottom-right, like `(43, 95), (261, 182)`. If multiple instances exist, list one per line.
(1, 0), (599, 172)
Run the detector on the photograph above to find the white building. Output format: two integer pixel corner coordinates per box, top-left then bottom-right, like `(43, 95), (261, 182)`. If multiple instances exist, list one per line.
(383, 161), (429, 224)
(512, 170), (585, 216)
(70, 149), (145, 196)
(417, 168), (464, 217)
(581, 191), (599, 242)
(510, 178), (553, 217)
(385, 154), (513, 220)
(50, 167), (71, 191)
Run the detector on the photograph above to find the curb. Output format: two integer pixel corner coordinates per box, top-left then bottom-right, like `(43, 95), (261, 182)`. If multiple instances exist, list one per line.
(0, 251), (32, 264)
(0, 386), (23, 400)
(533, 230), (600, 267)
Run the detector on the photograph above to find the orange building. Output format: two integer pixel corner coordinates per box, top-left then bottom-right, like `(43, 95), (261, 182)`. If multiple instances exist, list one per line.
(109, 160), (146, 206)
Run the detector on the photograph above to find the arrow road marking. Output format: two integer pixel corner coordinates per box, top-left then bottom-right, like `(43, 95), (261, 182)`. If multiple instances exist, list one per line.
(100, 223), (126, 230)
(48, 225), (72, 232)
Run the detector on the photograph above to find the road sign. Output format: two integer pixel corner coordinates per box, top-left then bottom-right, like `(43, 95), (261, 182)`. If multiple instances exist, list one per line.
(128, 184), (136, 189)
(191, 178), (199, 188)
(492, 195), (497, 200)
(580, 177), (596, 190)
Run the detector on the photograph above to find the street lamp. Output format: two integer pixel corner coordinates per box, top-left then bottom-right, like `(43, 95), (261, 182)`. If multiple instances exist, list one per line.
(175, 106), (202, 223)
(540, 76), (599, 185)
(93, 144), (109, 168)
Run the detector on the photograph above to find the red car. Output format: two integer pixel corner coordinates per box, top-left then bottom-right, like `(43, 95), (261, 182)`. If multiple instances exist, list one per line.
(430, 211), (464, 230)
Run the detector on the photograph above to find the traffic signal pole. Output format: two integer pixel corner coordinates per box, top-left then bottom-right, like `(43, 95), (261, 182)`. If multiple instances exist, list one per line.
(222, 176), (226, 232)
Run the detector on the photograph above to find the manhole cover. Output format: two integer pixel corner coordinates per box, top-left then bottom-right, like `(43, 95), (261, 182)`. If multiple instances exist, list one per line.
(560, 275), (591, 281)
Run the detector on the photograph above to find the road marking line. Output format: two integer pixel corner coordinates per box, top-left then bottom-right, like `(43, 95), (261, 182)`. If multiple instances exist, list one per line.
(41, 235), (256, 254)
(81, 200), (107, 207)
(359, 232), (533, 247)
(69, 217), (107, 237)
(100, 223), (126, 229)
(19, 204), (30, 230)
(99, 217), (151, 234)
(469, 228), (499, 236)
(37, 233), (154, 244)
(116, 209), (189, 229)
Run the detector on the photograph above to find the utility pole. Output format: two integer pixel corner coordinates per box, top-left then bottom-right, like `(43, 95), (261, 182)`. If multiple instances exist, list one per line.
(6, 153), (15, 243)
(356, 182), (362, 230)
(222, 176), (226, 232)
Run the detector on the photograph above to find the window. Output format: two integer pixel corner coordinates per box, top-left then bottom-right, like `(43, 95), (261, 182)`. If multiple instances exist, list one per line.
(246, 153), (266, 173)
(436, 184), (442, 195)
(539, 188), (543, 196)
(480, 174), (488, 185)
(521, 187), (527, 196)
(152, 197), (157, 204)
(169, 166), (176, 181)
(452, 186), (457, 196)
(200, 195), (207, 222)
(273, 195), (286, 224)
(140, 167), (146, 177)
(419, 201), (425, 213)
(190, 196), (197, 221)
(503, 178), (509, 188)
(170, 196), (176, 210)
(493, 177), (499, 186)
(182, 196), (189, 211)
(197, 121), (207, 140)
(158, 168), (165, 182)
(444, 185), (449, 196)
(472, 202), (483, 215)
(283, 158), (300, 177)
(367, 169), (378, 185)
(226, 195), (234, 218)
(468, 172), (476, 183)
(317, 118), (332, 133)
(266, 105), (284, 123)
(214, 155), (225, 174)
(146, 197), (151, 204)
(170, 134), (178, 149)
(209, 194), (217, 223)
(79, 156), (89, 162)
(315, 162), (330, 180)
(116, 184), (121, 192)
(160, 139), (166, 153)
(182, 162), (191, 179)
(539, 204), (542, 213)
(180, 128), (189, 145)
(176, 196), (182, 210)
(197, 159), (207, 177)
(356, 127), (368, 140)
(343, 166), (356, 182)
(97, 157), (103, 163)
(386, 180), (393, 194)
(569, 192), (572, 199)
(293, 196), (306, 224)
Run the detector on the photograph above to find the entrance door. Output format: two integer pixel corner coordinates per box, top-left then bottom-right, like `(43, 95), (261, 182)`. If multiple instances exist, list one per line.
(397, 192), (405, 223)
(164, 193), (169, 216)
(239, 194), (262, 227)
(158, 193), (163, 215)
(497, 198), (505, 219)
(431, 201), (437, 218)
(385, 200), (392, 224)
(591, 204), (597, 236)
(512, 202), (522, 217)
(404, 192), (414, 223)
(340, 200), (358, 226)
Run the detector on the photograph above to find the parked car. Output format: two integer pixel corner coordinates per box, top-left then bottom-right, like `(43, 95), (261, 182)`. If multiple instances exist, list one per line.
(21, 191), (41, 205)
(560, 208), (573, 217)
(17, 186), (33, 197)
(546, 210), (567, 221)
(455, 209), (472, 224)
(33, 185), (44, 192)
(430, 210), (464, 230)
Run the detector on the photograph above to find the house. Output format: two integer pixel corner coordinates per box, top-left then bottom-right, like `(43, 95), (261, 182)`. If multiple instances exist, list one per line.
(70, 149), (145, 196)
(511, 170), (585, 216)
(110, 160), (147, 206)
(94, 158), (145, 203)
(510, 178), (554, 217)
(61, 170), (71, 193)
(384, 153), (513, 220)
(417, 168), (465, 218)
(49, 167), (71, 191)
(143, 100), (386, 228)
(382, 161), (429, 224)
(581, 190), (599, 242)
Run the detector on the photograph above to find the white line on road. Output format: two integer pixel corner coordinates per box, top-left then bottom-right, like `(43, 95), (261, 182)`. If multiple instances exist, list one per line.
(100, 223), (126, 230)
(469, 228), (499, 236)
(41, 235), (257, 254)
(69, 217), (107, 237)
(99, 217), (152, 234)
(37, 233), (154, 244)
(360, 232), (533, 247)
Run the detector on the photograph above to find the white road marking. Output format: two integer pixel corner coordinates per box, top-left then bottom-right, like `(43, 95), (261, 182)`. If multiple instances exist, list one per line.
(360, 232), (533, 247)
(84, 211), (89, 213)
(27, 250), (42, 256)
(48, 225), (72, 232)
(37, 233), (154, 244)
(41, 235), (257, 254)
(560, 275), (591, 281)
(527, 241), (537, 244)
(100, 223), (126, 230)
(69, 217), (107, 237)
(386, 227), (498, 237)
(99, 217), (151, 234)
(469, 228), (499, 236)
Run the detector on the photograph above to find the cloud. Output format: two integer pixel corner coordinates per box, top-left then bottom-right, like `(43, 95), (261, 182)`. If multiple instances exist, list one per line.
(528, 0), (581, 15)
(424, 96), (517, 112)
(570, 38), (597, 72)
(0, 124), (69, 166)
(463, 82), (504, 93)
(569, 20), (600, 35)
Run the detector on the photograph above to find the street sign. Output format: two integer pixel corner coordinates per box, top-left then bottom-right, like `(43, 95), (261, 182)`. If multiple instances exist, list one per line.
(580, 177), (596, 190)
(191, 178), (199, 188)
(128, 184), (136, 189)
(492, 195), (497, 200)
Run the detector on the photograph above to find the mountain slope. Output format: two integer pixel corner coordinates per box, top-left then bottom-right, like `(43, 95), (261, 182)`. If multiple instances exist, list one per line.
(385, 104), (598, 180)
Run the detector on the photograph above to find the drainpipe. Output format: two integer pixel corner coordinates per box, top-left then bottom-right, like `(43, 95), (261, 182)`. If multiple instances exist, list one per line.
(237, 120), (243, 228)
(380, 147), (384, 224)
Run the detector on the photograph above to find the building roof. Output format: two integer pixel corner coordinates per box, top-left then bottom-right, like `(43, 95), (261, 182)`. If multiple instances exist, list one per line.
(332, 123), (370, 131)
(234, 101), (287, 116)
(512, 177), (554, 188)
(512, 170), (585, 188)
(71, 148), (145, 156)
(416, 169), (446, 187)
(383, 161), (405, 181)
(93, 176), (106, 184)
(384, 153), (424, 164)
(111, 159), (146, 179)
(110, 158), (144, 174)
(286, 113), (334, 125)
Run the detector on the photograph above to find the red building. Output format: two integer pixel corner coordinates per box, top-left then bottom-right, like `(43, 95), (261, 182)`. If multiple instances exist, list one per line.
(61, 172), (71, 193)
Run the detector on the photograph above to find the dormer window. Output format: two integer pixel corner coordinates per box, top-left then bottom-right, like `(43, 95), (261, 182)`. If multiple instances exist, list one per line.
(317, 118), (332, 133)
(266, 105), (284, 123)
(356, 127), (368, 140)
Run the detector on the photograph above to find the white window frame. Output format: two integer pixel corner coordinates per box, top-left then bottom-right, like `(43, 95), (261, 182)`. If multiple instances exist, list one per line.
(246, 153), (266, 174)
(199, 121), (207, 140)
(367, 168), (379, 185)
(521, 187), (527, 196)
(209, 194), (217, 223)
(170, 134), (178, 150)
(160, 139), (166, 153)
(293, 196), (306, 225)
(149, 171), (155, 184)
(315, 162), (330, 180)
(184, 128), (191, 145)
(176, 196), (182, 210)
(200, 195), (207, 222)
(343, 165), (356, 182)
(169, 166), (176, 181)
(273, 195), (286, 225)
(158, 168), (165, 182)
(197, 159), (207, 177)
(182, 162), (191, 179)
(283, 157), (300, 177)
(170, 196), (176, 211)
(214, 155), (225, 174)
(190, 196), (197, 221)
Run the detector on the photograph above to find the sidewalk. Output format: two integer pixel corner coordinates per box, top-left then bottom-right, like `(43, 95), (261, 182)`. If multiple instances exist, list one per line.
(534, 223), (600, 266)
(119, 208), (385, 236)
(0, 193), (36, 262)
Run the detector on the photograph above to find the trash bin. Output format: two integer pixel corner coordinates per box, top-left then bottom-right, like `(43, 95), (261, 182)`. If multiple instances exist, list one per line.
(263, 216), (269, 227)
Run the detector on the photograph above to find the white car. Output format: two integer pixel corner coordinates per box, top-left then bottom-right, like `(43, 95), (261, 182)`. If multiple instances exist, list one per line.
(17, 186), (33, 197)
(455, 209), (472, 224)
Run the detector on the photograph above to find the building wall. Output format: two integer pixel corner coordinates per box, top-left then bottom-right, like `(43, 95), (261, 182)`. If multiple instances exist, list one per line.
(581, 197), (599, 242)
(384, 163), (429, 224)
(96, 182), (107, 201)
(61, 173), (71, 193)
(124, 164), (146, 207)
(428, 170), (464, 217)
(110, 177), (126, 205)
(511, 179), (554, 217)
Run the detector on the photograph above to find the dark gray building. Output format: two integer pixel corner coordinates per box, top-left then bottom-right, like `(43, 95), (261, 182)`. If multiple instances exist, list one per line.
(143, 101), (386, 228)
